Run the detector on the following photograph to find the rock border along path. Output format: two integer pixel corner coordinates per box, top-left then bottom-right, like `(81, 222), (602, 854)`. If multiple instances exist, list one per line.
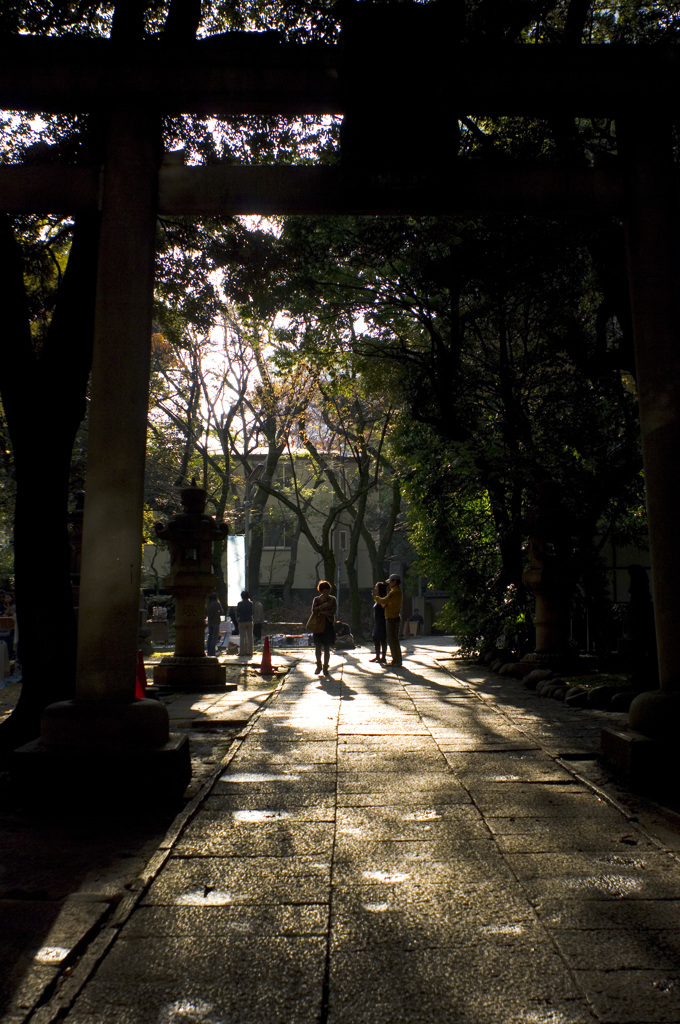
(19, 641), (680, 1024)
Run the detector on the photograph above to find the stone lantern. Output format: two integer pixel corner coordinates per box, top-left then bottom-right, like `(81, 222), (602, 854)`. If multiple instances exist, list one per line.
(152, 482), (232, 692)
(521, 486), (576, 672)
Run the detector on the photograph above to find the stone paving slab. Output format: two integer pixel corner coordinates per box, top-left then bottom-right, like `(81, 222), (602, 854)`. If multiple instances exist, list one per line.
(487, 814), (649, 853)
(505, 848), (679, 890)
(332, 849), (512, 893)
(214, 772), (337, 794)
(335, 808), (489, 842)
(230, 757), (338, 775)
(337, 724), (430, 735)
(575, 969), (680, 1023)
(337, 802), (484, 822)
(200, 792), (338, 818)
(441, 750), (576, 783)
(336, 750), (449, 770)
(325, 948), (588, 1024)
(335, 792), (470, 810)
(467, 782), (603, 816)
(143, 854), (332, 906)
(121, 903), (330, 939)
(66, 936), (327, 1024)
(245, 740), (337, 762)
(330, 888), (536, 945)
(164, 688), (276, 728)
(436, 739), (543, 751)
(535, 898), (680, 930)
(337, 737), (438, 752)
(174, 819), (336, 857)
(552, 928), (680, 969)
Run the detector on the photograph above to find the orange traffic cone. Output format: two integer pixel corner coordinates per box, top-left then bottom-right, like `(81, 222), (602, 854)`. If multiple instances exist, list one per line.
(258, 636), (278, 675)
(135, 650), (147, 698)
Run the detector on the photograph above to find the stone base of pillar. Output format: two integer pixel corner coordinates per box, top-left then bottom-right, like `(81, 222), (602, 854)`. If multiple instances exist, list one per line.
(520, 650), (578, 673)
(10, 697), (191, 808)
(11, 733), (191, 809)
(629, 689), (680, 740)
(40, 697), (171, 749)
(600, 723), (680, 809)
(153, 656), (236, 693)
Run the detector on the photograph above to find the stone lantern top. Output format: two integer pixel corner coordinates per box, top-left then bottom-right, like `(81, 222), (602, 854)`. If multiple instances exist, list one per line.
(180, 480), (208, 515)
(154, 480), (228, 580)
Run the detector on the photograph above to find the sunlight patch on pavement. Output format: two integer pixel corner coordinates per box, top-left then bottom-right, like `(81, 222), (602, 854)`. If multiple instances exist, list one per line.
(566, 874), (643, 896)
(175, 889), (234, 905)
(231, 809), (291, 822)
(160, 998), (222, 1023)
(362, 870), (411, 883)
(218, 772), (300, 783)
(32, 946), (70, 964)
(480, 923), (526, 935)
(402, 810), (441, 821)
(520, 1012), (573, 1024)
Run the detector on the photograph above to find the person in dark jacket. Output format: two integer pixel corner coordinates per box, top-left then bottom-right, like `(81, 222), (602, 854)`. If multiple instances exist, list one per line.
(370, 581), (388, 663)
(237, 590), (254, 657)
(374, 574), (403, 667)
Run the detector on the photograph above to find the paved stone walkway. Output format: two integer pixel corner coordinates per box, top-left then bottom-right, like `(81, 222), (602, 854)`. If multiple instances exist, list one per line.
(22, 643), (680, 1023)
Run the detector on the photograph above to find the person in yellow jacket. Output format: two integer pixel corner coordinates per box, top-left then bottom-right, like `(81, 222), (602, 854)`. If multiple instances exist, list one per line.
(374, 574), (402, 667)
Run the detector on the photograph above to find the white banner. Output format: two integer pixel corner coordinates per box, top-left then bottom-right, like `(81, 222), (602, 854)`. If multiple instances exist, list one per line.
(227, 535), (245, 605)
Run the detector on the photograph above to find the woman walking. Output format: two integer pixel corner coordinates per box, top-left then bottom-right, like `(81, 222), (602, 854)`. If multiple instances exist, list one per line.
(308, 580), (337, 675)
(370, 581), (388, 663)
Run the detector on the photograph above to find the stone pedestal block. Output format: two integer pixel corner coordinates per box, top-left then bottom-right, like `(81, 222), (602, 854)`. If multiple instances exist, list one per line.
(153, 656), (236, 693)
(11, 733), (191, 809)
(600, 725), (658, 785)
(600, 724), (680, 810)
(10, 697), (190, 808)
(149, 620), (170, 644)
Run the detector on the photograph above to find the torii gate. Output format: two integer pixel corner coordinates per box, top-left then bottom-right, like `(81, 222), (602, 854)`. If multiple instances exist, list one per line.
(2, 8), (679, 798)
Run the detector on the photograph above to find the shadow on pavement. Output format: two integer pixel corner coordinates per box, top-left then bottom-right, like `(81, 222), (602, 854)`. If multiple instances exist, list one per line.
(0, 782), (178, 1019)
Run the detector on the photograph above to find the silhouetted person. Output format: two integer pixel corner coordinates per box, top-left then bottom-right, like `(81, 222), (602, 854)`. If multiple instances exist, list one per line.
(370, 581), (388, 663)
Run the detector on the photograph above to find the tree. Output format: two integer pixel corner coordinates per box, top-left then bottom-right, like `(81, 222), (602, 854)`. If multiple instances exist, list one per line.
(219, 202), (646, 652)
(0, 398), (16, 588)
(0, 210), (99, 743)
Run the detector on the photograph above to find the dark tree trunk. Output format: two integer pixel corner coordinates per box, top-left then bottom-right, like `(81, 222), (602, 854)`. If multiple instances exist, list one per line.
(0, 212), (98, 749)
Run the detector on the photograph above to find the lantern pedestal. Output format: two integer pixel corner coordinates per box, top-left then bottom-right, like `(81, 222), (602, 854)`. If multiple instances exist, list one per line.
(154, 656), (236, 693)
(520, 492), (576, 674)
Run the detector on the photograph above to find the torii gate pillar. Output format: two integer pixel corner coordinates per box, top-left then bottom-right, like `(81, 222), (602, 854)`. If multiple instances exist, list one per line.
(601, 115), (680, 787)
(13, 110), (190, 805)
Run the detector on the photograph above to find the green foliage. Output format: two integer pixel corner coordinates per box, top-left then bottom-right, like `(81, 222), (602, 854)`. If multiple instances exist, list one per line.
(221, 202), (647, 652)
